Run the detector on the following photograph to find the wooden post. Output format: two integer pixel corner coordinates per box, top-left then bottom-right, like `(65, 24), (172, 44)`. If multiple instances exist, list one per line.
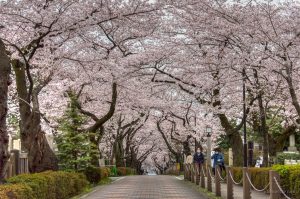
(184, 164), (186, 180)
(195, 163), (200, 185)
(269, 170), (280, 199)
(191, 164), (195, 183)
(243, 167), (251, 199)
(226, 166), (233, 199)
(207, 165), (212, 192)
(188, 164), (191, 181)
(200, 164), (205, 188)
(215, 166), (221, 196)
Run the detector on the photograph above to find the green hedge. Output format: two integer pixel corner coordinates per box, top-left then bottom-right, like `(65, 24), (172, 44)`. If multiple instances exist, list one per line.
(83, 166), (111, 184)
(231, 165), (300, 198)
(273, 165), (300, 199)
(100, 167), (110, 179)
(276, 152), (300, 164)
(0, 171), (88, 199)
(0, 184), (34, 199)
(231, 167), (270, 189)
(116, 167), (136, 176)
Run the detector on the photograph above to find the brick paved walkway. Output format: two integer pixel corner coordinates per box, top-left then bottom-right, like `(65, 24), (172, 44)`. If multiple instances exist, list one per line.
(81, 175), (205, 199)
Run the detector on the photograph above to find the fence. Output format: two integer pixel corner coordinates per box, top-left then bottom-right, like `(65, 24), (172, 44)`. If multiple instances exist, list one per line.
(184, 163), (291, 199)
(4, 150), (29, 179)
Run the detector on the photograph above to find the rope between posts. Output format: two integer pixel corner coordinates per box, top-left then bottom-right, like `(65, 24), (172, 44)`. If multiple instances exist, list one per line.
(201, 167), (207, 177)
(245, 173), (270, 192)
(195, 165), (199, 175)
(274, 177), (292, 199)
(186, 164), (190, 172)
(208, 167), (215, 181)
(228, 170), (243, 185)
(216, 168), (226, 181)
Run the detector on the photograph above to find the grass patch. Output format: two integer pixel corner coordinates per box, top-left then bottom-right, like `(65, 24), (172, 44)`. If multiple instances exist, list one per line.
(98, 178), (112, 185)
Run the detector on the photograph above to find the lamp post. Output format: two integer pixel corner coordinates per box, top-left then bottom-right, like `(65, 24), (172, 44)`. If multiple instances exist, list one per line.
(206, 126), (212, 166)
(242, 68), (248, 167)
(206, 126), (212, 192)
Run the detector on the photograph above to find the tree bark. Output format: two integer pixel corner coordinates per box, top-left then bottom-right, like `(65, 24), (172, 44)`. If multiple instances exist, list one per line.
(13, 61), (58, 172)
(113, 137), (124, 167)
(156, 121), (181, 162)
(0, 39), (11, 182)
(253, 69), (269, 167)
(218, 114), (244, 166)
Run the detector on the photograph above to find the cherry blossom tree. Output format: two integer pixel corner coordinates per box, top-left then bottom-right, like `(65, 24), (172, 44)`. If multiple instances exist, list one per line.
(0, 39), (11, 181)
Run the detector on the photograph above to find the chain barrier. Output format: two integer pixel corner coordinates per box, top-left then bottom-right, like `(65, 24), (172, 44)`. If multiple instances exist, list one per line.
(274, 177), (292, 199)
(216, 167), (226, 182)
(245, 173), (270, 192)
(228, 170), (243, 185)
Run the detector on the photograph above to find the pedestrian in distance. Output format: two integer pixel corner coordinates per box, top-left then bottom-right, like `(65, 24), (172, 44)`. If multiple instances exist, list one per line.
(211, 148), (225, 175)
(193, 147), (204, 173)
(186, 152), (193, 165)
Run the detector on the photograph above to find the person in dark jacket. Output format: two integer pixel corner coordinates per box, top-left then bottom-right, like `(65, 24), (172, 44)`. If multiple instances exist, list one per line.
(193, 147), (204, 173)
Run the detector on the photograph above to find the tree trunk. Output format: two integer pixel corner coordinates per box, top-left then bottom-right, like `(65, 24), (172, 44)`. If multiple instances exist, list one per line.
(13, 61), (58, 172)
(113, 137), (124, 167)
(218, 114), (243, 166)
(0, 39), (11, 182)
(258, 94), (269, 167)
(212, 83), (244, 167)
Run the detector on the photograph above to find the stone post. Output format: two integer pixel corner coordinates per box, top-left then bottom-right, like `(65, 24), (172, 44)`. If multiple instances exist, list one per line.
(288, 134), (298, 152)
(243, 167), (251, 199)
(269, 170), (280, 199)
(226, 166), (233, 199)
(10, 150), (20, 175)
(215, 166), (221, 196)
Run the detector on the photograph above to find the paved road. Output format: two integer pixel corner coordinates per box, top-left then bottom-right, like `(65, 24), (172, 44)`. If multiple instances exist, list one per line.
(81, 175), (205, 199)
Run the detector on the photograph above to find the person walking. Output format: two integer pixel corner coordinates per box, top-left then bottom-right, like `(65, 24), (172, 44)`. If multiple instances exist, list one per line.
(211, 148), (225, 175)
(193, 147), (204, 172)
(186, 153), (193, 164)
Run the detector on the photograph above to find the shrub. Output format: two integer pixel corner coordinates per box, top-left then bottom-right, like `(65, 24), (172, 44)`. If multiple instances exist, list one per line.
(117, 167), (127, 176)
(7, 173), (55, 199)
(3, 171), (88, 199)
(83, 166), (101, 184)
(230, 165), (300, 198)
(231, 167), (270, 189)
(231, 167), (243, 184)
(0, 184), (34, 199)
(100, 167), (110, 179)
(125, 167), (136, 175)
(248, 168), (270, 190)
(276, 152), (300, 165)
(273, 164), (300, 199)
(116, 167), (136, 176)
